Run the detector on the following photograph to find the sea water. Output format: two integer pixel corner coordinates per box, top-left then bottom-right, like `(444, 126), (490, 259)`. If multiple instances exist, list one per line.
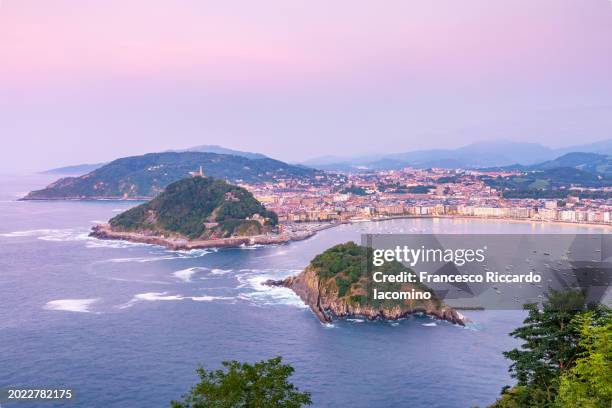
(0, 174), (604, 408)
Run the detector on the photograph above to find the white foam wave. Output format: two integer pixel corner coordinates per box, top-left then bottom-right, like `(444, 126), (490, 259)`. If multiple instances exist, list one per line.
(239, 244), (264, 250)
(210, 268), (232, 275)
(0, 229), (47, 237)
(173, 249), (212, 258)
(105, 255), (177, 263)
(44, 298), (99, 313)
(173, 267), (208, 282)
(119, 292), (233, 309)
(134, 292), (184, 301)
(0, 228), (90, 242)
(108, 277), (170, 285)
(191, 295), (234, 302)
(85, 240), (154, 249)
(422, 322), (437, 327)
(101, 248), (212, 263)
(237, 274), (307, 309)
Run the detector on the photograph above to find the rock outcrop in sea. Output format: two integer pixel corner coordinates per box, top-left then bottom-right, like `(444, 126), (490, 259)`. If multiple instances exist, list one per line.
(266, 242), (467, 326)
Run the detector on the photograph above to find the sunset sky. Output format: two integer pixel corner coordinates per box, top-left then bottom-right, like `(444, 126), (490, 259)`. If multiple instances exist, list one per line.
(1, 0), (612, 171)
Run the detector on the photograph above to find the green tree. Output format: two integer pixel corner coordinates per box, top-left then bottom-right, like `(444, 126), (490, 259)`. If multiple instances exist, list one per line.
(556, 310), (612, 408)
(495, 290), (589, 407)
(171, 357), (312, 408)
(490, 290), (610, 408)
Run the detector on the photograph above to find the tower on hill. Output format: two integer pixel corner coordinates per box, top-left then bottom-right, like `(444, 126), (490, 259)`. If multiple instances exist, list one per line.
(189, 165), (204, 178)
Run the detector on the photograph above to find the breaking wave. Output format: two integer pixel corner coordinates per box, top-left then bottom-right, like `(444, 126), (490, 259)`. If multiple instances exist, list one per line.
(44, 298), (100, 313)
(210, 268), (232, 275)
(0, 228), (90, 242)
(172, 267), (209, 282)
(236, 273), (307, 309)
(118, 292), (234, 309)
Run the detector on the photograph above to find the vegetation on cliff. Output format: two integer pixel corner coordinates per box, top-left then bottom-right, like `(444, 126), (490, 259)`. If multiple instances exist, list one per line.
(309, 241), (438, 309)
(109, 177), (277, 239)
(24, 151), (323, 199)
(171, 357), (311, 408)
(490, 290), (611, 408)
(270, 242), (468, 324)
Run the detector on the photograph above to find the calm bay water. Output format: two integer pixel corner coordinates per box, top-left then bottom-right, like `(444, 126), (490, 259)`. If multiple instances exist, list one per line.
(1, 175), (605, 408)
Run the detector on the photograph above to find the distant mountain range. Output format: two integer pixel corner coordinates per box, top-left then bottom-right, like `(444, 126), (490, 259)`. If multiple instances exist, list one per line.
(43, 162), (108, 176)
(169, 144), (269, 160)
(42, 145), (269, 176)
(302, 139), (612, 171)
(25, 152), (320, 200)
(479, 152), (612, 198)
(44, 140), (612, 176)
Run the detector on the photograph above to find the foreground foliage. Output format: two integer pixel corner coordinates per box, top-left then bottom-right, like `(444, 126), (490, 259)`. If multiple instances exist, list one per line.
(556, 311), (612, 407)
(490, 290), (611, 407)
(171, 357), (312, 408)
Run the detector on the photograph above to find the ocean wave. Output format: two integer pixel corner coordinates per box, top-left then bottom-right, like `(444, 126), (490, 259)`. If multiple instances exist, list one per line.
(210, 268), (232, 275)
(108, 277), (170, 285)
(100, 248), (213, 264)
(191, 295), (234, 302)
(104, 255), (177, 263)
(172, 267), (209, 282)
(44, 298), (99, 313)
(0, 228), (91, 242)
(422, 322), (438, 327)
(239, 244), (264, 250)
(235, 269), (301, 289)
(173, 248), (213, 258)
(236, 274), (307, 309)
(0, 229), (48, 237)
(85, 240), (156, 249)
(118, 292), (233, 309)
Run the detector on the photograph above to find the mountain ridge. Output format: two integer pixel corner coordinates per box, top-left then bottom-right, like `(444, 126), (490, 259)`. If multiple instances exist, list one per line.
(302, 139), (612, 171)
(24, 152), (321, 200)
(41, 145), (269, 176)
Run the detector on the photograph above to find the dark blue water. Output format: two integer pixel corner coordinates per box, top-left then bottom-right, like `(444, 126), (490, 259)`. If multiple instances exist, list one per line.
(1, 175), (603, 408)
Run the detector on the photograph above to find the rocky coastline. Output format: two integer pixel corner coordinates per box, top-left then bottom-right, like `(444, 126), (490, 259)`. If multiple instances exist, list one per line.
(89, 223), (321, 250)
(265, 266), (467, 326)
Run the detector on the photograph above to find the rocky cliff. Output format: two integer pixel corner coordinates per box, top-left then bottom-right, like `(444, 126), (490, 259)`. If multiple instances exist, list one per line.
(266, 242), (467, 325)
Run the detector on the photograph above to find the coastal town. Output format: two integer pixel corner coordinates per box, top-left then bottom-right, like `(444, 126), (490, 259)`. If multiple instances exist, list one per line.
(239, 167), (612, 228)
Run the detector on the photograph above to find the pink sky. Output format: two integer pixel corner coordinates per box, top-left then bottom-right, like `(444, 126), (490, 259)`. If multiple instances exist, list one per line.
(1, 0), (612, 171)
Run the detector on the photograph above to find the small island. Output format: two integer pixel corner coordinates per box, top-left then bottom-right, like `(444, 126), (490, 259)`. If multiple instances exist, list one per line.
(266, 242), (467, 326)
(90, 176), (316, 249)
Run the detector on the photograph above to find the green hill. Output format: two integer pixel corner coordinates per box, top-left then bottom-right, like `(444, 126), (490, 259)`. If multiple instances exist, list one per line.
(108, 177), (277, 239)
(532, 152), (612, 176)
(23, 152), (321, 200)
(270, 242), (466, 325)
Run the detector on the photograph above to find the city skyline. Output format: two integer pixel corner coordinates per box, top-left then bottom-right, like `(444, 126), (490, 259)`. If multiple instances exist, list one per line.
(1, 0), (612, 172)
